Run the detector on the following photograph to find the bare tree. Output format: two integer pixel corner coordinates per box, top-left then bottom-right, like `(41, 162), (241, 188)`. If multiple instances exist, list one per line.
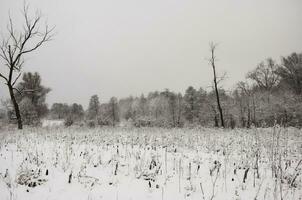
(247, 58), (279, 91)
(276, 53), (302, 95)
(0, 4), (54, 129)
(208, 42), (224, 127)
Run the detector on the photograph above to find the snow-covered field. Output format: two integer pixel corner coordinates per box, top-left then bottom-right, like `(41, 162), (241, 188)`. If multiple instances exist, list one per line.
(0, 127), (301, 200)
(41, 120), (64, 128)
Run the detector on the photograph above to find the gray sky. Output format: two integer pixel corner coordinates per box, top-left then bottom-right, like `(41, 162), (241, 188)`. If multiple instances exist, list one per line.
(0, 0), (302, 108)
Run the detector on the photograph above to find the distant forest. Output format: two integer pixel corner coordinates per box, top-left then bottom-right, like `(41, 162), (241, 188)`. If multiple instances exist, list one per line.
(1, 51), (302, 128)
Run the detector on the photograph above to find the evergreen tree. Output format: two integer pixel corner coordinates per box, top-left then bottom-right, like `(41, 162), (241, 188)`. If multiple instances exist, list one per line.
(87, 95), (100, 121)
(15, 72), (50, 124)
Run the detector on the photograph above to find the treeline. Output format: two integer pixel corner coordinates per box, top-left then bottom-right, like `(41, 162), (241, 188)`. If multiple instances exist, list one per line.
(1, 52), (301, 128)
(48, 52), (302, 128)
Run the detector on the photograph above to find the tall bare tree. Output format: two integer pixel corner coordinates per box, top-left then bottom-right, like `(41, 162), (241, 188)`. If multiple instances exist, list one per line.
(208, 42), (224, 127)
(0, 4), (54, 129)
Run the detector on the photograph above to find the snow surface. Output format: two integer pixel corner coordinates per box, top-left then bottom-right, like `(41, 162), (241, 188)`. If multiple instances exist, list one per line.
(0, 127), (301, 200)
(42, 120), (64, 128)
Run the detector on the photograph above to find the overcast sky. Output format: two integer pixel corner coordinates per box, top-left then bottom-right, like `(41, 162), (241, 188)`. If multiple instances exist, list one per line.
(0, 0), (301, 108)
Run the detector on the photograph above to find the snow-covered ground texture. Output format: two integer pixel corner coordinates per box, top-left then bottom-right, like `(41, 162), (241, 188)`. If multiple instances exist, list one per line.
(0, 127), (301, 200)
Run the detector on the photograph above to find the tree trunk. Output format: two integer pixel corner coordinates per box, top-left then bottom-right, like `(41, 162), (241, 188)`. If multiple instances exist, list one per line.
(212, 67), (224, 128)
(210, 44), (224, 128)
(8, 84), (22, 129)
(215, 86), (224, 127)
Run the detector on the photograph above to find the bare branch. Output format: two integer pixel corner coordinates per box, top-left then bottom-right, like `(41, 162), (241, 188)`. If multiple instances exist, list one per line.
(13, 87), (23, 95)
(12, 72), (22, 86)
(209, 42), (219, 64)
(0, 2), (54, 89)
(216, 71), (227, 85)
(0, 72), (8, 82)
(8, 15), (20, 55)
(21, 25), (54, 55)
(0, 41), (10, 63)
